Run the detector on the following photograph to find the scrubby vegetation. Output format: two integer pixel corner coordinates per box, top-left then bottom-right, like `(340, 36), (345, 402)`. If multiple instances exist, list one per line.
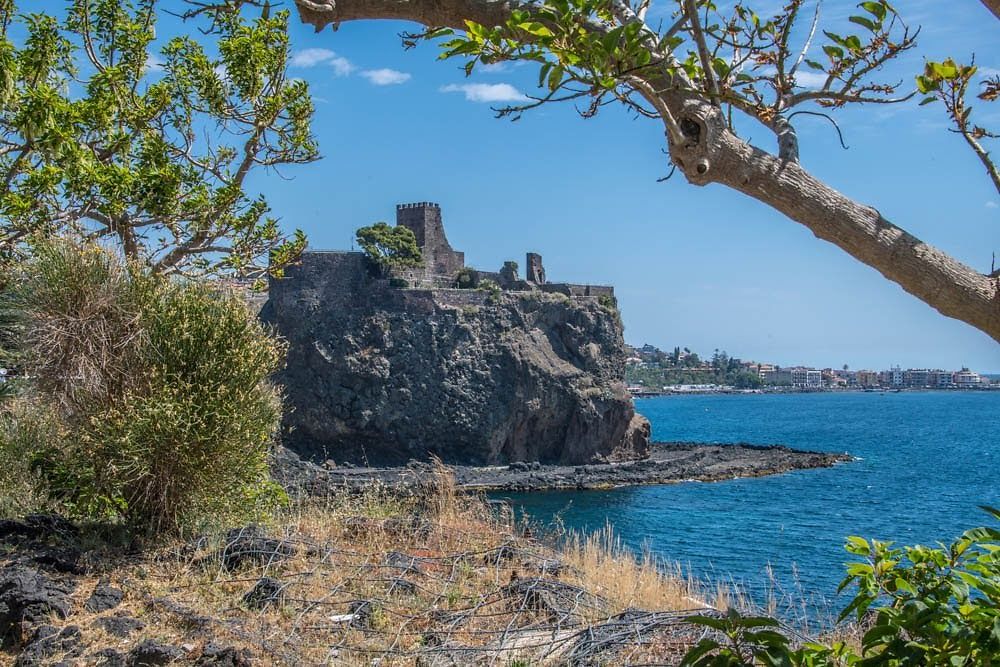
(3, 242), (285, 535)
(355, 222), (423, 273)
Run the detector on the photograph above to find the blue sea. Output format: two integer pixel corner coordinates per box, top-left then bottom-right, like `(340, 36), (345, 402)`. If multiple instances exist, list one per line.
(498, 391), (1000, 616)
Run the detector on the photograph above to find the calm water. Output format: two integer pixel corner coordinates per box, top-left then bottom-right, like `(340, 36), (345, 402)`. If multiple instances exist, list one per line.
(498, 392), (1000, 614)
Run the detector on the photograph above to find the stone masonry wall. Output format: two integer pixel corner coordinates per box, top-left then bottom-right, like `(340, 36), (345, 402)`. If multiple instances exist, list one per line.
(396, 203), (465, 279)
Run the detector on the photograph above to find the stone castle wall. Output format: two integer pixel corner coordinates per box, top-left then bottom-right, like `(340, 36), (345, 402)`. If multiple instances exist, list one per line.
(396, 203), (465, 279)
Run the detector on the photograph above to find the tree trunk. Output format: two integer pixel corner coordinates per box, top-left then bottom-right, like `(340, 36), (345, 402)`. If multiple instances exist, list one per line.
(294, 0), (1000, 343)
(980, 0), (1000, 20)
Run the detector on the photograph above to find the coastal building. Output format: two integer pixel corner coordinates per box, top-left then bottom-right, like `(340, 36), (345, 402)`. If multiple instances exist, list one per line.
(904, 369), (931, 388)
(880, 366), (904, 388)
(953, 370), (984, 388)
(788, 367), (822, 388)
(856, 370), (880, 388)
(928, 370), (953, 389)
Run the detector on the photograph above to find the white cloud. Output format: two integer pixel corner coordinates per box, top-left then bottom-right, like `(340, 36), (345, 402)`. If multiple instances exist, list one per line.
(360, 68), (412, 86)
(792, 70), (829, 89)
(478, 62), (508, 73)
(290, 48), (356, 76)
(145, 54), (165, 73)
(329, 56), (355, 77)
(440, 82), (528, 103)
(987, 201), (998, 209)
(291, 48), (337, 68)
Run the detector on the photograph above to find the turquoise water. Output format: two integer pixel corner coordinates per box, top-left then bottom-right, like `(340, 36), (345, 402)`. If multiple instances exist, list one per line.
(498, 392), (1000, 614)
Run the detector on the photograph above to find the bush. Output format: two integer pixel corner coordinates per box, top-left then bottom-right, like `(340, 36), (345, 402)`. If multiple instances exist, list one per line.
(0, 400), (59, 517)
(682, 507), (1000, 666)
(15, 242), (286, 534)
(455, 267), (478, 289)
(388, 277), (410, 288)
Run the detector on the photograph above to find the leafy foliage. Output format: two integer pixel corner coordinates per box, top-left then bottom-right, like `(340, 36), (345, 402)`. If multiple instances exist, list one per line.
(355, 222), (423, 272)
(14, 242), (286, 533)
(0, 399), (59, 517)
(0, 0), (316, 284)
(681, 507), (1000, 666)
(424, 0), (913, 147)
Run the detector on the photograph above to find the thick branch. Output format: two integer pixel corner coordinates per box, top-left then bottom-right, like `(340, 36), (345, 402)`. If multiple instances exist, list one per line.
(981, 0), (1000, 20)
(707, 126), (1000, 342)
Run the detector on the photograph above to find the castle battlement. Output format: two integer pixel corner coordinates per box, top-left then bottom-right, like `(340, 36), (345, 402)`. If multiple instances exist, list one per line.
(290, 202), (613, 298)
(397, 201), (441, 210)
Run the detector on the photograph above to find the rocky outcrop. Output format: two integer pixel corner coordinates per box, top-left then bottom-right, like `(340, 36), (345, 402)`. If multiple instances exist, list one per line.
(260, 253), (649, 466)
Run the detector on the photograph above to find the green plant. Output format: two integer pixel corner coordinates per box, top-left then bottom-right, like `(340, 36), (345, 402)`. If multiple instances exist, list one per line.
(597, 294), (618, 311)
(388, 277), (410, 288)
(356, 222), (423, 273)
(0, 399), (59, 517)
(455, 267), (478, 289)
(17, 242), (286, 533)
(681, 507), (1000, 666)
(0, 0), (315, 283)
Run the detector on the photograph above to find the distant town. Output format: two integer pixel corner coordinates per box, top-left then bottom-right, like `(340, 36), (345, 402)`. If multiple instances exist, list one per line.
(625, 343), (999, 395)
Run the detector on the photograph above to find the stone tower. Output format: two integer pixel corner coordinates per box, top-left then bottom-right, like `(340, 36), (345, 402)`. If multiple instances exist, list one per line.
(526, 252), (546, 284)
(396, 202), (465, 278)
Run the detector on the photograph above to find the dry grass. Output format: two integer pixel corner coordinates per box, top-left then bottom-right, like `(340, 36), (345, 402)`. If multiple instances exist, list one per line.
(1, 466), (732, 665)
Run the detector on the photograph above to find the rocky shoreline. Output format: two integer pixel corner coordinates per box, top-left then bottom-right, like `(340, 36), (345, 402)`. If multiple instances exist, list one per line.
(274, 442), (852, 495)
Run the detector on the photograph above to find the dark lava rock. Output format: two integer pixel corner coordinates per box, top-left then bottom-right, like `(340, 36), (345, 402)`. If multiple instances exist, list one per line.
(387, 578), (417, 596)
(129, 639), (185, 666)
(0, 565), (73, 639)
(209, 526), (296, 571)
(95, 613), (146, 638)
(384, 551), (424, 576)
(85, 579), (124, 612)
(262, 255), (650, 466)
(26, 548), (83, 575)
(90, 648), (128, 666)
(148, 597), (211, 630)
(197, 642), (253, 666)
(242, 576), (286, 609)
(13, 624), (82, 666)
(0, 515), (79, 541)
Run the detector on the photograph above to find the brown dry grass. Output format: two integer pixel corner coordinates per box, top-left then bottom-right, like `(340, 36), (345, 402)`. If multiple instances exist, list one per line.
(0, 467), (732, 665)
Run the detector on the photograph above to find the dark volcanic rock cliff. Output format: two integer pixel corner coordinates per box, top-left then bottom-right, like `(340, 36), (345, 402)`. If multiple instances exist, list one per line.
(261, 252), (649, 466)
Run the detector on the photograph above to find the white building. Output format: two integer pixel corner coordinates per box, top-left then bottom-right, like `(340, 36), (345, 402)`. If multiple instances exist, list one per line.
(953, 370), (983, 388)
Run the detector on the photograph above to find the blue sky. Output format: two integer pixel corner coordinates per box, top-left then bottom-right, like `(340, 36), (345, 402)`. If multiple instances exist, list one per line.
(52, 0), (1000, 371)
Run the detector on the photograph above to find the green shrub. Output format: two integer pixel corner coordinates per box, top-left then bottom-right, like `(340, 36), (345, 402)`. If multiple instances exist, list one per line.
(682, 507), (1000, 666)
(0, 400), (59, 517)
(389, 277), (410, 288)
(16, 242), (286, 534)
(356, 222), (423, 273)
(455, 267), (478, 289)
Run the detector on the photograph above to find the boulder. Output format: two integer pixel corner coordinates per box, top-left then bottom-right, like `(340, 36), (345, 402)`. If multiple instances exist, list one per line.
(0, 564), (73, 640)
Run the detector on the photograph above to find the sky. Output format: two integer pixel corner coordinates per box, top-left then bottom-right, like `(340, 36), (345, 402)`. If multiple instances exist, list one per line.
(38, 0), (1000, 371)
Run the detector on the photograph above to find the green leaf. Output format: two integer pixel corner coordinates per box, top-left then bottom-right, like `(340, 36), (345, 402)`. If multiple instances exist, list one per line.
(846, 536), (871, 555)
(823, 45), (844, 61)
(516, 21), (554, 38)
(861, 1), (888, 21)
(849, 15), (877, 31)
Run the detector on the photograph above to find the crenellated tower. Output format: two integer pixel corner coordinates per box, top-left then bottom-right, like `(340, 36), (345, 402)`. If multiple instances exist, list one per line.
(396, 202), (465, 278)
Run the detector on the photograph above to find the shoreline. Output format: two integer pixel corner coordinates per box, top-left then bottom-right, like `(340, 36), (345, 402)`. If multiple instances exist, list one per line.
(274, 442), (853, 495)
(630, 387), (999, 397)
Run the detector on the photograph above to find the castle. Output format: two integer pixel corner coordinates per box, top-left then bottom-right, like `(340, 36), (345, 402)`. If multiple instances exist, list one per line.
(297, 201), (615, 299)
(262, 201), (647, 466)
